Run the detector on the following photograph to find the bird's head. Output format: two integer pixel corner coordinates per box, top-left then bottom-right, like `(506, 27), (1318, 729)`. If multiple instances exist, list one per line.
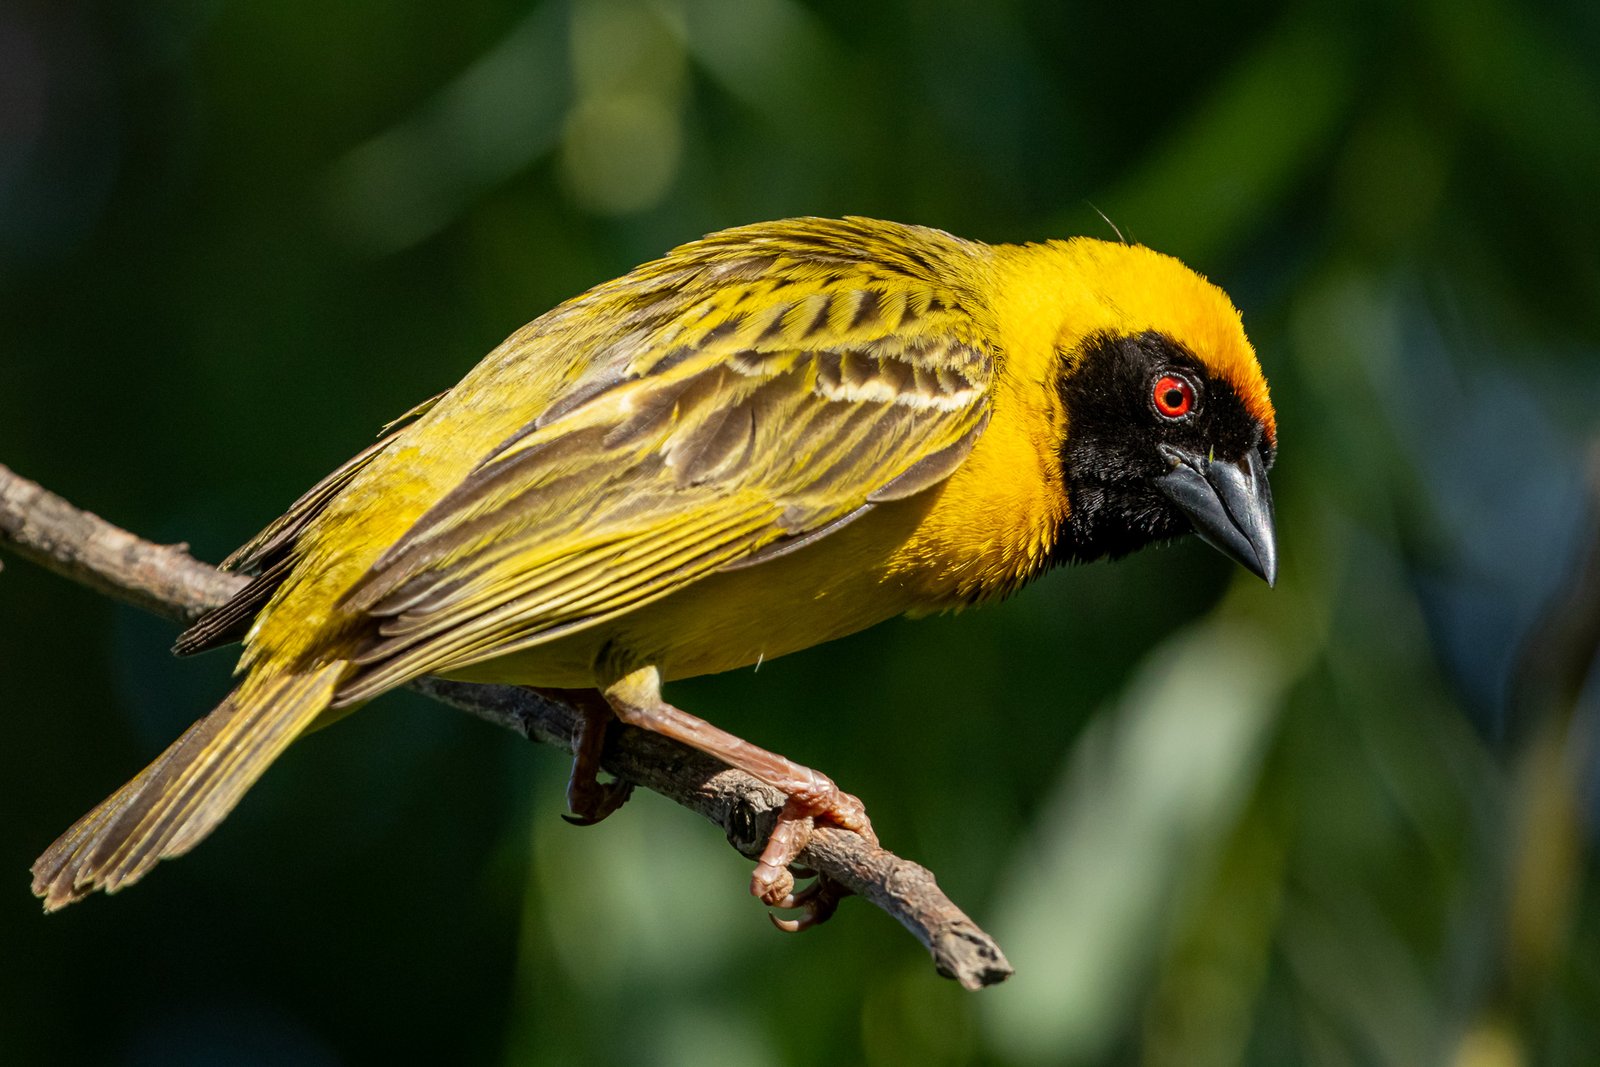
(1004, 238), (1278, 584)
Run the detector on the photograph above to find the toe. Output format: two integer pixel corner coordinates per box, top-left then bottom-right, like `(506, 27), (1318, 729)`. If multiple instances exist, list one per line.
(766, 876), (850, 932)
(564, 777), (634, 826)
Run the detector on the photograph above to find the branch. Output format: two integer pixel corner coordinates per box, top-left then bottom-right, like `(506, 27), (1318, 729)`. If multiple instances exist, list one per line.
(0, 465), (242, 623)
(0, 462), (1013, 989)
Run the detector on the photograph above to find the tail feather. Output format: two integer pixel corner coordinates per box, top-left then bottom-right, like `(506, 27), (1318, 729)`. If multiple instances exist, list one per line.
(31, 663), (346, 911)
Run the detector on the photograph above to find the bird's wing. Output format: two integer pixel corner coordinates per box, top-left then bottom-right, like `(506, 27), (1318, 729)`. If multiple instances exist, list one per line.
(330, 234), (994, 701)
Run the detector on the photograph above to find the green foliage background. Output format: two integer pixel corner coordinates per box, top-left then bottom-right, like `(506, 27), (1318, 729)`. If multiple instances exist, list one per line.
(2, 1), (1597, 1064)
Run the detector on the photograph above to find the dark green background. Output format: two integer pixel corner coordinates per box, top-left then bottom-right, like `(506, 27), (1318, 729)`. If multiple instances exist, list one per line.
(3, 1), (1598, 1064)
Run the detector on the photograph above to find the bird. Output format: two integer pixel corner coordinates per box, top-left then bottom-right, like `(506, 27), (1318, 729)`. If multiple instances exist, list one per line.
(31, 216), (1277, 923)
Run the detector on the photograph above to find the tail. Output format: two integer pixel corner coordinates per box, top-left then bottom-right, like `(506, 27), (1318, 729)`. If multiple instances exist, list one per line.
(31, 662), (347, 911)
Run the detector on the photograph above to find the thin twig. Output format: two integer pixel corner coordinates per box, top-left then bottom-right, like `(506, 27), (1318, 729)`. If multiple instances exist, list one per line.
(0, 465), (243, 622)
(0, 462), (1013, 989)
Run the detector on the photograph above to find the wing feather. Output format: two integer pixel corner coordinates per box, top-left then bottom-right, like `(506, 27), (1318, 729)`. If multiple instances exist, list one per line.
(326, 221), (996, 696)
(335, 502), (775, 703)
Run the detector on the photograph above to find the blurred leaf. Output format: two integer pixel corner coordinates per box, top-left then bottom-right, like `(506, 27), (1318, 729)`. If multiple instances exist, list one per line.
(322, 1), (571, 253)
(982, 613), (1302, 1063)
(1079, 10), (1357, 262)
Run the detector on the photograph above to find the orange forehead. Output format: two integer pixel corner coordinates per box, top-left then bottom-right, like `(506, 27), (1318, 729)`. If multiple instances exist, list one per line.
(993, 238), (1276, 443)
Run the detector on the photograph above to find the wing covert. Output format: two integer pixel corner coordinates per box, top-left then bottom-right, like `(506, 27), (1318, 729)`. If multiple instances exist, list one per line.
(331, 228), (996, 701)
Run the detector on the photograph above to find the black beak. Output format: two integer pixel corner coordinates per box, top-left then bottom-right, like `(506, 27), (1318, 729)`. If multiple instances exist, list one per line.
(1153, 445), (1277, 586)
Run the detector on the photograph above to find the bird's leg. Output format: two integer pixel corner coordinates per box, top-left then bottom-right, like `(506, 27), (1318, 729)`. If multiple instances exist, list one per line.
(530, 687), (634, 826)
(603, 666), (876, 929)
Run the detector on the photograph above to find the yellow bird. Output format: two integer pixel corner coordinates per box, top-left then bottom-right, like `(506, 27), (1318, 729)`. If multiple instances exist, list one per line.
(32, 217), (1277, 920)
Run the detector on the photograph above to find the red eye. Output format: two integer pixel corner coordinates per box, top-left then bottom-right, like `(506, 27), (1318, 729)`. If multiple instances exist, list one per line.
(1152, 374), (1195, 419)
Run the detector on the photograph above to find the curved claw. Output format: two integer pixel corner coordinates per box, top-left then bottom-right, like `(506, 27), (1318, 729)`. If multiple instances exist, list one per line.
(766, 876), (850, 933)
(548, 686), (634, 827)
(563, 778), (634, 826)
(769, 910), (818, 934)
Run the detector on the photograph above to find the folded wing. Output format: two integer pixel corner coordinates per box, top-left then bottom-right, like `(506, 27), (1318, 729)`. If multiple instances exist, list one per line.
(332, 265), (995, 703)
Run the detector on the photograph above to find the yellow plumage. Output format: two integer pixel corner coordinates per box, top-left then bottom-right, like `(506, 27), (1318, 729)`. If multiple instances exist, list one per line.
(33, 216), (1275, 912)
